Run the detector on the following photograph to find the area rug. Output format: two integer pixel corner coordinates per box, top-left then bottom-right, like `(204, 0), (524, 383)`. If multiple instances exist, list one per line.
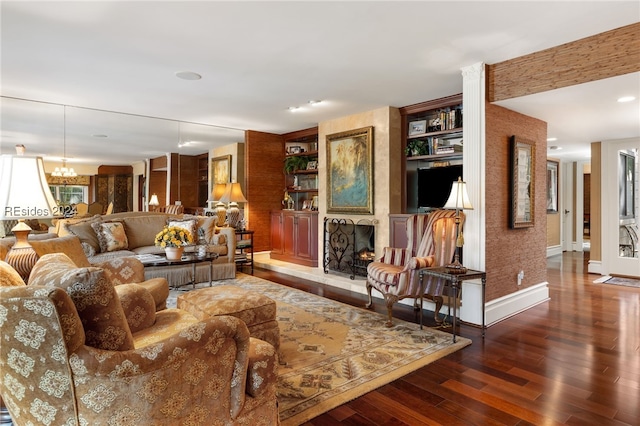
(602, 276), (640, 288)
(168, 274), (472, 425)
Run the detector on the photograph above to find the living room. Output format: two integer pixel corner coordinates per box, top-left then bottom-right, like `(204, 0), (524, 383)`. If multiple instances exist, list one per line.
(1, 2), (639, 425)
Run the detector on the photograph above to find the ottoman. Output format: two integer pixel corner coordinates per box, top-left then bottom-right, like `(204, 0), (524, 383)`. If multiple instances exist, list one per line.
(177, 285), (280, 351)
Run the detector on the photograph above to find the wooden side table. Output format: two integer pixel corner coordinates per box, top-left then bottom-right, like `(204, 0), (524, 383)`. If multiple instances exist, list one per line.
(235, 229), (254, 274)
(419, 267), (486, 342)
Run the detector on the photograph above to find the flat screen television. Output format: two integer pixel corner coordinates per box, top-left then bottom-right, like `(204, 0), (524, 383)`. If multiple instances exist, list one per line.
(417, 165), (463, 209)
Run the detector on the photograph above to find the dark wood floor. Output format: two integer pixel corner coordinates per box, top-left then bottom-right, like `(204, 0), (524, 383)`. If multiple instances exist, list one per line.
(254, 251), (640, 426)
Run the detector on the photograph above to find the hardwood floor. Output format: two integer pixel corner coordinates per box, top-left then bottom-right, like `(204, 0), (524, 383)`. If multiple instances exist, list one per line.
(254, 251), (640, 425)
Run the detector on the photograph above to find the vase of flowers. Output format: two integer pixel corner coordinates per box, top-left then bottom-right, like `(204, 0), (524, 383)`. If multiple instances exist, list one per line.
(155, 226), (193, 260)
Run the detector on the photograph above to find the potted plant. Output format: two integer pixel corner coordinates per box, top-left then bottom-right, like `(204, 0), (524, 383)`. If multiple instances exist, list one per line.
(155, 226), (193, 260)
(283, 155), (310, 174)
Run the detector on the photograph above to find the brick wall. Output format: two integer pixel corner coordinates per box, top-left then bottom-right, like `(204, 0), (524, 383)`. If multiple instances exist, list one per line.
(485, 102), (548, 301)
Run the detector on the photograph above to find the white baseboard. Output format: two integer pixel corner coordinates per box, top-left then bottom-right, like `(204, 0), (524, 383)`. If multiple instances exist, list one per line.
(547, 245), (562, 257)
(485, 282), (549, 326)
(588, 260), (602, 275)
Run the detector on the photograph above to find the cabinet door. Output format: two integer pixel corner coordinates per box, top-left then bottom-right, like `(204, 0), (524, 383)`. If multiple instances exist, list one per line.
(283, 213), (296, 257)
(270, 212), (284, 254)
(295, 213), (313, 259)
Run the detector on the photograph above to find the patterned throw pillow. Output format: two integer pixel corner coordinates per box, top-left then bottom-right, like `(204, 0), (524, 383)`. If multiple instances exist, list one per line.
(29, 253), (134, 351)
(167, 219), (196, 243)
(91, 221), (129, 252)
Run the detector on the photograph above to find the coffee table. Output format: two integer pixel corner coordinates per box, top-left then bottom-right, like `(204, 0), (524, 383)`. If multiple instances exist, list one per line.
(137, 252), (219, 289)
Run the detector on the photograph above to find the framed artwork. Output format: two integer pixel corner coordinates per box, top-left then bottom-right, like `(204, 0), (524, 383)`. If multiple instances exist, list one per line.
(510, 136), (535, 228)
(211, 155), (231, 184)
(546, 160), (559, 213)
(408, 120), (427, 136)
(326, 126), (374, 214)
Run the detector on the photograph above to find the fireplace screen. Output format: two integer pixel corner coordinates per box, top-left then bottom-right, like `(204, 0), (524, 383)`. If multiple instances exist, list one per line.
(323, 218), (375, 279)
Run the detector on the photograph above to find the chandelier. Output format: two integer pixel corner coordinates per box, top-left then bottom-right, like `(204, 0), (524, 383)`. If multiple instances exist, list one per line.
(51, 105), (77, 178)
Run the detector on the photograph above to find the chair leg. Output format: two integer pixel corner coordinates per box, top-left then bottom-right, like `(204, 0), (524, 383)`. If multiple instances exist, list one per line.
(365, 282), (374, 309)
(383, 294), (398, 328)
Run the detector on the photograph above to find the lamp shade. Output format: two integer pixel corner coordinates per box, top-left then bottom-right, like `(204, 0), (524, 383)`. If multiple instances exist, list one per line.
(0, 155), (59, 220)
(443, 177), (473, 210)
(148, 194), (160, 206)
(210, 183), (228, 202)
(219, 182), (247, 204)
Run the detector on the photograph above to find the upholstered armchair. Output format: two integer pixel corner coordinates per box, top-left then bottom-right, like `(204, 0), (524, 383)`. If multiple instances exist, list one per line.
(0, 255), (279, 425)
(28, 235), (170, 311)
(366, 210), (461, 327)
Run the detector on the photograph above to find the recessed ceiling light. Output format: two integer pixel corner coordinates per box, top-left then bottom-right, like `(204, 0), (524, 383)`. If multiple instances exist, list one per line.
(617, 96), (636, 103)
(547, 137), (557, 142)
(548, 146), (562, 150)
(92, 134), (108, 138)
(288, 106), (300, 112)
(308, 100), (322, 105)
(175, 71), (202, 80)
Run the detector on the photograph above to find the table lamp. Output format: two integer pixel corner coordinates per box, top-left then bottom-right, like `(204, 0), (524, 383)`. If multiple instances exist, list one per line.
(443, 176), (473, 274)
(210, 183), (229, 227)
(0, 151), (60, 281)
(219, 182), (247, 228)
(149, 193), (159, 212)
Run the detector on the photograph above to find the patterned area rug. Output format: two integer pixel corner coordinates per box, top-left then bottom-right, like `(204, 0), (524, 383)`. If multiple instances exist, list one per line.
(168, 274), (472, 425)
(604, 276), (640, 288)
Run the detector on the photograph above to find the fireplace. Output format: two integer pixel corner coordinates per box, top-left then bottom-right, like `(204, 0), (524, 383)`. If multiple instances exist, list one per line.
(323, 218), (375, 279)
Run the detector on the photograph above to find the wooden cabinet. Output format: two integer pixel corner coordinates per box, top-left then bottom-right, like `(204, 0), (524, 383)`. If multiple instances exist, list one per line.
(400, 94), (463, 213)
(270, 210), (318, 267)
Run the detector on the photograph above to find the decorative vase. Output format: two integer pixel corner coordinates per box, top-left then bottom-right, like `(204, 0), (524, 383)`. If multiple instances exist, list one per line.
(213, 201), (227, 227)
(165, 246), (184, 261)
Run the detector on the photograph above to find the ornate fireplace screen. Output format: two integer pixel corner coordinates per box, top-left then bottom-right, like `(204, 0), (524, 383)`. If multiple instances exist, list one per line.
(323, 218), (375, 279)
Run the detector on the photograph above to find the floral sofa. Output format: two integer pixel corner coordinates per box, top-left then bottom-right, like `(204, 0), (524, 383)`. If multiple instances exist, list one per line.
(53, 211), (237, 286)
(0, 255), (279, 425)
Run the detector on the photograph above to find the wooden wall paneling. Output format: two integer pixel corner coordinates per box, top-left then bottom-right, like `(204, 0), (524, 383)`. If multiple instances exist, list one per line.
(484, 101), (548, 302)
(245, 130), (285, 253)
(487, 23), (640, 102)
(168, 153), (179, 205)
(149, 170), (167, 207)
(178, 154), (199, 207)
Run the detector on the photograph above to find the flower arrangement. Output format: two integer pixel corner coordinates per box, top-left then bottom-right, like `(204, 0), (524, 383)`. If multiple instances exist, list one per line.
(154, 226), (193, 248)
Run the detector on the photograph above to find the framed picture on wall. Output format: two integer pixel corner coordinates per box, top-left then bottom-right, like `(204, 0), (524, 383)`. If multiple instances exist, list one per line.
(211, 155), (231, 184)
(546, 160), (559, 213)
(510, 136), (535, 228)
(326, 126), (374, 214)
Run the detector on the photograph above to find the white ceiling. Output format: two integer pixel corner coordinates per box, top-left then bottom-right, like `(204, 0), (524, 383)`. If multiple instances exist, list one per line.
(1, 1), (639, 166)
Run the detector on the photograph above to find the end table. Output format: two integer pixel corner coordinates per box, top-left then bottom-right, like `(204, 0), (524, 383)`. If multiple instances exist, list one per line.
(419, 267), (486, 342)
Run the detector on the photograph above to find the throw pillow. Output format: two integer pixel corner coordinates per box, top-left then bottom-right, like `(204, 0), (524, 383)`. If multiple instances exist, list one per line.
(167, 219), (196, 243)
(92, 221), (129, 253)
(63, 215), (102, 254)
(28, 253), (134, 351)
(30, 235), (92, 268)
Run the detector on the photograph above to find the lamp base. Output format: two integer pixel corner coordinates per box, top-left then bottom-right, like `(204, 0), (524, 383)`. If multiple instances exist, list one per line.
(445, 260), (467, 275)
(6, 221), (38, 282)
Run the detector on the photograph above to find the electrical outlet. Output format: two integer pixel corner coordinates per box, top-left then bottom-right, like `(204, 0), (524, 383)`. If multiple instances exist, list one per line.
(517, 270), (524, 286)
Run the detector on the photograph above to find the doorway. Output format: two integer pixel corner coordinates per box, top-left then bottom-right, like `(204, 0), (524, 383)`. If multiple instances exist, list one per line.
(602, 138), (639, 277)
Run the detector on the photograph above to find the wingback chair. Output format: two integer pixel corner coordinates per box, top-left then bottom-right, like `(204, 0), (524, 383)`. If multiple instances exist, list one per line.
(0, 255), (279, 425)
(366, 210), (462, 327)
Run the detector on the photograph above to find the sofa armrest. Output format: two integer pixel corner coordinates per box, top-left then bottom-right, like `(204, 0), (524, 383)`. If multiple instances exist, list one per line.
(216, 227), (236, 262)
(97, 256), (169, 311)
(114, 283), (156, 333)
(97, 256), (146, 283)
(246, 337), (278, 398)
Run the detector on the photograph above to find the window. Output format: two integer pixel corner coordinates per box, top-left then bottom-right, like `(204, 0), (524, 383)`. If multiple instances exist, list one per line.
(49, 185), (87, 205)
